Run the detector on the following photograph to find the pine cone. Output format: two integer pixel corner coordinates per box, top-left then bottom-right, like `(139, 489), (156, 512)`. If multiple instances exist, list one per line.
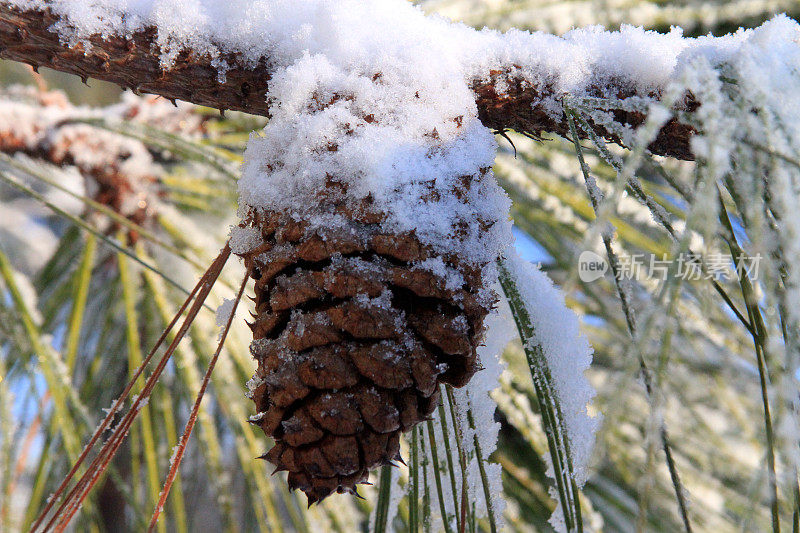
(237, 176), (497, 504)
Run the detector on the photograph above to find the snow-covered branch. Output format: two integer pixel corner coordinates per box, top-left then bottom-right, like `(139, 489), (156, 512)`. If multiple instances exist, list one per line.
(0, 2), (698, 159)
(0, 85), (205, 235)
(0, 5), (272, 116)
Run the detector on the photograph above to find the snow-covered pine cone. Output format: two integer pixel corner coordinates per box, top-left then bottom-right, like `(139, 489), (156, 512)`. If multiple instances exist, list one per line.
(237, 176), (497, 504)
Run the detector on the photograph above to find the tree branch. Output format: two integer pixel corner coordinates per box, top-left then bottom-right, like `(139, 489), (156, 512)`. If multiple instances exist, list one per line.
(0, 4), (696, 160)
(0, 87), (206, 237)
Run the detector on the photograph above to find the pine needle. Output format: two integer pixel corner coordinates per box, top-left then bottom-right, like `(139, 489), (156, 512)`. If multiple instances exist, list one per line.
(147, 270), (248, 531)
(31, 245), (231, 532)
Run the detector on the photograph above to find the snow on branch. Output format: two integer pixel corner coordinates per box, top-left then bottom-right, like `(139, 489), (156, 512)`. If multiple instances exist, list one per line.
(0, 5), (272, 117)
(0, 0), (716, 160)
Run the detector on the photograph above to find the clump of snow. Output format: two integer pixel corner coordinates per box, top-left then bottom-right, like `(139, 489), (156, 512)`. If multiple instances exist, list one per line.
(215, 298), (237, 330)
(412, 257), (466, 292)
(228, 225), (263, 254)
(244, 374), (265, 400)
(237, 43), (512, 267)
(247, 411), (266, 423)
(502, 249), (600, 530)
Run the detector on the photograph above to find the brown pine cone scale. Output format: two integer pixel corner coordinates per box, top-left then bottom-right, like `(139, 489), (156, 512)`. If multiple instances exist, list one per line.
(239, 207), (494, 504)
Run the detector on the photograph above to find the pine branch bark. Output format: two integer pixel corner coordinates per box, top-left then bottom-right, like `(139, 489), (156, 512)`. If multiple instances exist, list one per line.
(0, 4), (697, 160)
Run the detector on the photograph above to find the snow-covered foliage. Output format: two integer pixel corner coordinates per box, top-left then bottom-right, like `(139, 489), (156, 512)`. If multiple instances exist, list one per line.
(500, 250), (599, 530)
(552, 12), (800, 531)
(664, 12), (800, 482)
(504, 251), (598, 485)
(0, 85), (207, 274)
(0, 84), (202, 141)
(0, 84), (203, 197)
(451, 293), (517, 524)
